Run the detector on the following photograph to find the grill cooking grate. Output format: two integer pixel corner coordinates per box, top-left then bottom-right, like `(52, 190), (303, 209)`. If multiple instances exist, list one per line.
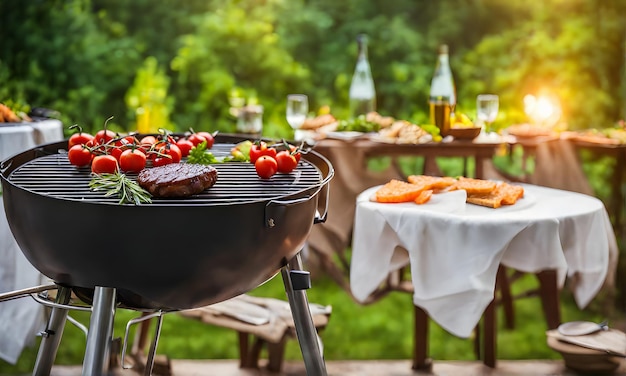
(6, 143), (323, 206)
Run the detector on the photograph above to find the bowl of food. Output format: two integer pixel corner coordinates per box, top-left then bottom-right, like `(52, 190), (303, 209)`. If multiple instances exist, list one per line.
(448, 126), (482, 140)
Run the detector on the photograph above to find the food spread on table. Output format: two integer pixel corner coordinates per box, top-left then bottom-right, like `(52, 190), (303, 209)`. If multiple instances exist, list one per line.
(0, 103), (32, 123)
(374, 175), (524, 208)
(508, 121), (626, 145)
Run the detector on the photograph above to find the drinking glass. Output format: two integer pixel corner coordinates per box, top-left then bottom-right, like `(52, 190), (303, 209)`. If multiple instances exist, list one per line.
(476, 94), (499, 131)
(286, 94), (308, 130)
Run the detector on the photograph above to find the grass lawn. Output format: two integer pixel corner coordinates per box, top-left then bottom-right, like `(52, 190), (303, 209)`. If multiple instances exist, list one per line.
(0, 268), (615, 374)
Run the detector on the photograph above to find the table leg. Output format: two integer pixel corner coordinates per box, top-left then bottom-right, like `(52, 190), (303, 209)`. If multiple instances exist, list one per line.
(412, 306), (432, 371)
(475, 156), (485, 179)
(537, 270), (561, 329)
(482, 300), (496, 368)
(613, 150), (625, 241)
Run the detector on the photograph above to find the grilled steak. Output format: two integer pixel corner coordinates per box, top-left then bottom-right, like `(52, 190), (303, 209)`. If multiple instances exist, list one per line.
(137, 163), (218, 197)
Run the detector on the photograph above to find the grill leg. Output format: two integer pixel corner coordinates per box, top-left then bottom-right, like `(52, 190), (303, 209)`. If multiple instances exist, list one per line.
(32, 286), (72, 376)
(82, 286), (116, 376)
(281, 252), (328, 376)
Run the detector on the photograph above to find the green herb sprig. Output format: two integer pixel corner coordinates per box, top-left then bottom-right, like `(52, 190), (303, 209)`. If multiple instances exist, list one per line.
(89, 172), (152, 205)
(187, 141), (231, 164)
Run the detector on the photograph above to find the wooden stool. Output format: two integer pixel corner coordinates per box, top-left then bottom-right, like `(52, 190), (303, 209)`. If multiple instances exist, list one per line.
(178, 294), (331, 372)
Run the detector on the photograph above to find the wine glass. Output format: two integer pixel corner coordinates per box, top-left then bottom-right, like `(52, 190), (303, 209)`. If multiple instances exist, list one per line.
(476, 94), (499, 132)
(286, 94), (308, 130)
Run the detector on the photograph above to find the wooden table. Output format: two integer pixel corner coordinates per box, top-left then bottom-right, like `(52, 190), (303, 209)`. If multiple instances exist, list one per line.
(570, 141), (626, 242)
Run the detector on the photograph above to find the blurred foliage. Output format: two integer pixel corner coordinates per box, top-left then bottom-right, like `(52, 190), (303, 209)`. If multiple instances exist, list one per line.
(125, 56), (174, 133)
(0, 0), (625, 368)
(1, 0), (624, 137)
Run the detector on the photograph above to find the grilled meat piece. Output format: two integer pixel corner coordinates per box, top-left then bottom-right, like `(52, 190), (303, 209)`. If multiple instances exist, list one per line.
(137, 163), (218, 197)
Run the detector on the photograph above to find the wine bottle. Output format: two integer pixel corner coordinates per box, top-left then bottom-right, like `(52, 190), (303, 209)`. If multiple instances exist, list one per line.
(349, 33), (376, 118)
(429, 44), (456, 136)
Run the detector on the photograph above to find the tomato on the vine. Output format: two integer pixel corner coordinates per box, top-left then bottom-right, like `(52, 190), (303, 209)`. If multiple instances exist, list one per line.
(93, 129), (116, 145)
(275, 150), (298, 173)
(249, 141), (277, 164)
(196, 131), (215, 149)
(110, 138), (134, 161)
(119, 149), (147, 173)
(67, 144), (93, 167)
(255, 155), (278, 179)
(187, 134), (207, 147)
(68, 132), (94, 149)
(156, 143), (182, 163)
(91, 155), (119, 174)
(153, 156), (174, 167)
(289, 145), (302, 163)
(140, 135), (157, 153)
(176, 139), (194, 157)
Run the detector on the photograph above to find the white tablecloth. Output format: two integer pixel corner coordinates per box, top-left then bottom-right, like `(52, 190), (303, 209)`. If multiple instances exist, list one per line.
(350, 184), (618, 338)
(0, 119), (64, 363)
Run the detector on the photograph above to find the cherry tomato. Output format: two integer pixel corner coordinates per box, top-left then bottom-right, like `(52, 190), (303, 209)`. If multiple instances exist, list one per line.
(289, 145), (302, 163)
(176, 139), (194, 157)
(196, 131), (215, 149)
(110, 138), (133, 161)
(140, 135), (157, 153)
(255, 155), (278, 179)
(187, 134), (207, 147)
(156, 143), (182, 163)
(153, 156), (174, 167)
(249, 141), (277, 164)
(68, 132), (95, 149)
(119, 149), (147, 173)
(67, 144), (93, 167)
(91, 155), (119, 174)
(275, 150), (298, 173)
(94, 129), (116, 145)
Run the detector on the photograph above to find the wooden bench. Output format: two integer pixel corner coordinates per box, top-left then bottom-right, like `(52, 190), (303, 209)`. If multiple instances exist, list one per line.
(177, 294), (331, 372)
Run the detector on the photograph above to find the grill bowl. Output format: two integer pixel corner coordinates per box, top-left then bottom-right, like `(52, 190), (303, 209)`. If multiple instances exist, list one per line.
(0, 136), (333, 310)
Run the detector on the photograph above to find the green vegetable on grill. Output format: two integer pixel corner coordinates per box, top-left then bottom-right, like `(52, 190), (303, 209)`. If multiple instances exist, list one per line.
(187, 141), (233, 164)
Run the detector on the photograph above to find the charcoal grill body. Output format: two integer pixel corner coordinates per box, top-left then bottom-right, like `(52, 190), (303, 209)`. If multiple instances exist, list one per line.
(0, 138), (331, 310)
(1, 136), (332, 375)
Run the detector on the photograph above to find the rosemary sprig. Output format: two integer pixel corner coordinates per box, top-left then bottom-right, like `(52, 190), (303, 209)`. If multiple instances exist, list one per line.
(89, 172), (152, 205)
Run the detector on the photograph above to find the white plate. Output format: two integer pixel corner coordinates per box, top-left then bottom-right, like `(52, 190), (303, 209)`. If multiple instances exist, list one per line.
(558, 321), (607, 336)
(324, 131), (365, 141)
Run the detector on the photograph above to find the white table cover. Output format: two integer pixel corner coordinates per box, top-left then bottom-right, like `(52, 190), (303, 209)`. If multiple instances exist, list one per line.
(350, 184), (618, 339)
(0, 119), (64, 363)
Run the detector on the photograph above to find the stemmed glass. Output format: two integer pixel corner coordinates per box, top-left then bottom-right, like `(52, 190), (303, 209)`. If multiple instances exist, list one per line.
(476, 94), (499, 132)
(286, 94), (308, 139)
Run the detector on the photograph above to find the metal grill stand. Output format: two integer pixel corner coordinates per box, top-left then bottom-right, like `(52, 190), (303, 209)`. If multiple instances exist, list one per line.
(4, 250), (329, 376)
(282, 252), (328, 376)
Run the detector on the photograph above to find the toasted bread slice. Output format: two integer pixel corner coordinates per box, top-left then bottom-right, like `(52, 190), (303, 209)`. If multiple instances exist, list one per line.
(414, 189), (433, 205)
(495, 183), (524, 205)
(375, 179), (426, 203)
(453, 177), (497, 194)
(466, 182), (524, 208)
(466, 194), (502, 208)
(407, 175), (457, 190)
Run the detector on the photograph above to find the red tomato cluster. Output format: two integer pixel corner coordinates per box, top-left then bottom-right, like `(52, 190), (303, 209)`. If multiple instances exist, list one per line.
(67, 129), (217, 174)
(252, 141), (301, 179)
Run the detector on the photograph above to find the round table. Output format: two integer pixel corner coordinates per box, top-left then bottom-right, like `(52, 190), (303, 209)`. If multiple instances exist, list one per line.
(0, 119), (64, 363)
(351, 183), (617, 337)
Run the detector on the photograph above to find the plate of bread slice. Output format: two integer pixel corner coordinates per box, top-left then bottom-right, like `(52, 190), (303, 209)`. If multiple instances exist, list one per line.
(371, 175), (531, 210)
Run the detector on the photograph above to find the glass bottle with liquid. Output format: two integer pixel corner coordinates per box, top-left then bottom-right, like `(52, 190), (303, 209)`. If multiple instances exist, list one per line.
(349, 33), (376, 118)
(429, 44), (456, 137)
